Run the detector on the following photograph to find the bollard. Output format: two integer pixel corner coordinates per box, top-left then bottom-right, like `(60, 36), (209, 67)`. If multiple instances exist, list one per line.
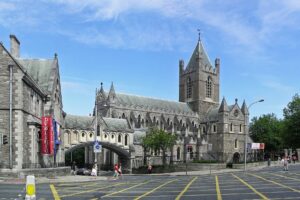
(25, 175), (36, 200)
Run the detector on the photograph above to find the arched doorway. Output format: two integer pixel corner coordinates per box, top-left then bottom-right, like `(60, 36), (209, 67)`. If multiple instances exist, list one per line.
(233, 152), (240, 163)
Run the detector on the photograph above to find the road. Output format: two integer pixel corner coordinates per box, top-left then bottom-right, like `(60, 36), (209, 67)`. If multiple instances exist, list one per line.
(1, 164), (300, 200)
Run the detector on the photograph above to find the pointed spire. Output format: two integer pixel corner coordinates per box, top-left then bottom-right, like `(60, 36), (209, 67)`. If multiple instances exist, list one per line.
(98, 82), (106, 100)
(241, 100), (249, 115)
(218, 97), (229, 113)
(99, 82), (104, 93)
(186, 37), (213, 71)
(107, 82), (116, 102)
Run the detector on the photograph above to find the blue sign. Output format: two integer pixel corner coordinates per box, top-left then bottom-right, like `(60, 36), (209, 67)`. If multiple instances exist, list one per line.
(94, 141), (102, 153)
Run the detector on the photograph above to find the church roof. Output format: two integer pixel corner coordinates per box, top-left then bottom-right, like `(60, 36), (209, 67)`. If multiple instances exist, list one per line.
(17, 58), (57, 93)
(65, 114), (133, 132)
(65, 114), (93, 130)
(114, 93), (197, 116)
(186, 40), (213, 71)
(102, 117), (133, 132)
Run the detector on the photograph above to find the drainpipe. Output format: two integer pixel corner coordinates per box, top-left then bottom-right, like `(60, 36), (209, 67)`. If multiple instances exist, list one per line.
(9, 65), (13, 169)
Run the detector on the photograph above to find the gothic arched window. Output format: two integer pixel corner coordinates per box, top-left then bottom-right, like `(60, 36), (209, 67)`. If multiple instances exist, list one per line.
(186, 77), (192, 98)
(206, 76), (212, 98)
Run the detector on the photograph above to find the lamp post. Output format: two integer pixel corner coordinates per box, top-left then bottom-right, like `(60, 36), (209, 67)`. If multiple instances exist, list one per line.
(244, 99), (264, 172)
(94, 96), (98, 174)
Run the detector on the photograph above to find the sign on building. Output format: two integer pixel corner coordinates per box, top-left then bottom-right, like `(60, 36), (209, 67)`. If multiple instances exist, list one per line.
(94, 141), (102, 153)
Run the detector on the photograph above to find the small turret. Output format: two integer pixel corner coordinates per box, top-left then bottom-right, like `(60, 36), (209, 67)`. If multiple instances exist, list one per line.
(218, 97), (229, 113)
(107, 82), (116, 102)
(179, 59), (184, 75)
(215, 58), (220, 74)
(98, 82), (106, 100)
(241, 100), (249, 115)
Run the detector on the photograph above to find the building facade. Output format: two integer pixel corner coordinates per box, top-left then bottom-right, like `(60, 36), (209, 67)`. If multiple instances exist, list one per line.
(88, 39), (250, 167)
(0, 35), (64, 170)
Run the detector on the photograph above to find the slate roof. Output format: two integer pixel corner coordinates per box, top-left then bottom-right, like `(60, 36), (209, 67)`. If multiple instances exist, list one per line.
(17, 58), (56, 93)
(114, 93), (197, 116)
(102, 117), (133, 132)
(65, 115), (93, 130)
(65, 114), (132, 132)
(186, 41), (213, 71)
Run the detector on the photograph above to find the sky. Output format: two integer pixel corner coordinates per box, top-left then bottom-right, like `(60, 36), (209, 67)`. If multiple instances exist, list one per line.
(0, 0), (299, 120)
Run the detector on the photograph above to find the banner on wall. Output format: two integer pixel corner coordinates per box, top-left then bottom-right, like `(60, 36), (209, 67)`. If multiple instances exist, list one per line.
(41, 116), (57, 155)
(250, 143), (265, 150)
(41, 116), (50, 154)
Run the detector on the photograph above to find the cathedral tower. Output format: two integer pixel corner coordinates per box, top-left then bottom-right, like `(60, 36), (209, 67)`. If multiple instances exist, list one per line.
(179, 38), (220, 116)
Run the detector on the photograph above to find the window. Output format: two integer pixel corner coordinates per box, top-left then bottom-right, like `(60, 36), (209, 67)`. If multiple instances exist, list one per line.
(177, 147), (181, 160)
(213, 124), (217, 133)
(234, 139), (238, 149)
(89, 133), (93, 138)
(240, 124), (243, 132)
(202, 126), (206, 134)
(230, 123), (233, 132)
(206, 76), (212, 98)
(96, 125), (100, 136)
(186, 77), (192, 98)
(125, 135), (128, 146)
(81, 132), (85, 137)
(111, 134), (114, 139)
(118, 134), (121, 143)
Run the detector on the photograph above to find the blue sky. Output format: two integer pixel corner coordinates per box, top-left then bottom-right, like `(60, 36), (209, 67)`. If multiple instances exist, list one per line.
(0, 0), (299, 119)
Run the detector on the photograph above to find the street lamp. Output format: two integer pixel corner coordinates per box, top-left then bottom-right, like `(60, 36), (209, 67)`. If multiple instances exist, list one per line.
(244, 99), (264, 172)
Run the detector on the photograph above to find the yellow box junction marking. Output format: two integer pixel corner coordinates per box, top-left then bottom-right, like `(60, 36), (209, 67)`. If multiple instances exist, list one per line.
(175, 176), (198, 200)
(232, 174), (269, 200)
(249, 173), (300, 193)
(60, 182), (125, 198)
(266, 172), (300, 181)
(134, 179), (177, 200)
(215, 176), (222, 200)
(50, 184), (61, 200)
(103, 180), (152, 197)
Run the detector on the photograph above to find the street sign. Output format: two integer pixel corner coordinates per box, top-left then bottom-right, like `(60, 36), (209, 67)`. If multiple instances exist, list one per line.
(94, 141), (102, 153)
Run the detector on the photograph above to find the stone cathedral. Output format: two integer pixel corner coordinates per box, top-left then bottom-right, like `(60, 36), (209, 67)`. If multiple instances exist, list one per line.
(0, 34), (250, 173)
(83, 38), (250, 168)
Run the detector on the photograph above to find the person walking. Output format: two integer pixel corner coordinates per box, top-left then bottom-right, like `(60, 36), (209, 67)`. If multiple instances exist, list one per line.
(112, 163), (119, 180)
(118, 163), (123, 180)
(91, 164), (97, 176)
(283, 157), (289, 171)
(147, 164), (152, 174)
(71, 161), (77, 175)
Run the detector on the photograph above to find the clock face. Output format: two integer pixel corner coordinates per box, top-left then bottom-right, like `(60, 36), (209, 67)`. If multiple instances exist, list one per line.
(234, 109), (239, 117)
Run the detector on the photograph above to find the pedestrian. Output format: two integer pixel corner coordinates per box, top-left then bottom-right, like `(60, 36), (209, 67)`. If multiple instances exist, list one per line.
(112, 163), (119, 180)
(118, 163), (123, 179)
(292, 155), (296, 164)
(91, 165), (97, 176)
(267, 158), (271, 167)
(283, 157), (288, 171)
(147, 164), (152, 174)
(71, 161), (76, 175)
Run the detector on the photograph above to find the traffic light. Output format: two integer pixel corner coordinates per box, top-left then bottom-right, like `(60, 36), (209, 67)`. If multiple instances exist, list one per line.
(3, 135), (8, 144)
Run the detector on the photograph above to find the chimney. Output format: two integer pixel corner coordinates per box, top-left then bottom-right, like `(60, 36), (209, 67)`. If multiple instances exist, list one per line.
(9, 35), (20, 58)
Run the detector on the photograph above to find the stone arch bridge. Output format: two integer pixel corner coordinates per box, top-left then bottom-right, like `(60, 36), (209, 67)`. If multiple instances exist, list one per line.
(63, 115), (143, 172)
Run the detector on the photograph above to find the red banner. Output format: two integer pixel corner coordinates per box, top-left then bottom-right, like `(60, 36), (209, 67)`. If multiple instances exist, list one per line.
(41, 116), (54, 155)
(41, 116), (50, 154)
(260, 143), (265, 150)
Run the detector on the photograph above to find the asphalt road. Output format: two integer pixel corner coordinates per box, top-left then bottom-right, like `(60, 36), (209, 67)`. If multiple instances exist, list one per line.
(1, 164), (300, 200)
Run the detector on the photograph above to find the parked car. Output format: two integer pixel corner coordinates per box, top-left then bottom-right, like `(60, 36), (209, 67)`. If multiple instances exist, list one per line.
(76, 168), (91, 175)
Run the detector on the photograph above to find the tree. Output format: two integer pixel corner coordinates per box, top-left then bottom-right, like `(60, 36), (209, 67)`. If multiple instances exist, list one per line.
(142, 128), (177, 166)
(282, 94), (300, 149)
(249, 113), (284, 153)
